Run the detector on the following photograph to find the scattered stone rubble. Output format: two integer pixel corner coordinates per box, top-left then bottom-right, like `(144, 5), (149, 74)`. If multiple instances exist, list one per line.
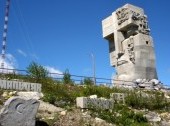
(53, 109), (115, 126)
(114, 78), (169, 91)
(133, 109), (170, 126)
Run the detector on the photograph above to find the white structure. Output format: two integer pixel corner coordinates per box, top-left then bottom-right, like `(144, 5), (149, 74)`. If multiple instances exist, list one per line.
(0, 79), (42, 92)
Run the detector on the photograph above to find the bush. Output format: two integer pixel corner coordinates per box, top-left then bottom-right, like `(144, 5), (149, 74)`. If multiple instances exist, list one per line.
(27, 62), (48, 82)
(83, 77), (93, 85)
(125, 90), (170, 111)
(43, 93), (56, 104)
(91, 104), (149, 126)
(62, 69), (73, 84)
(82, 85), (112, 98)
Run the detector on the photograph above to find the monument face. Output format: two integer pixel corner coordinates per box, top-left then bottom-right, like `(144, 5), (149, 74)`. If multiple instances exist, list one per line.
(102, 4), (157, 82)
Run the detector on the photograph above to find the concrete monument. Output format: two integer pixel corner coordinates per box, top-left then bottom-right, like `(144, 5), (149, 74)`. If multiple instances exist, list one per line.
(0, 96), (40, 126)
(102, 4), (158, 85)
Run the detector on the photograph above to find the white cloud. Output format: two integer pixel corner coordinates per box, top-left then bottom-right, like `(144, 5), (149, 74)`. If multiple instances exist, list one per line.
(45, 66), (63, 78)
(17, 49), (27, 57)
(0, 53), (18, 73)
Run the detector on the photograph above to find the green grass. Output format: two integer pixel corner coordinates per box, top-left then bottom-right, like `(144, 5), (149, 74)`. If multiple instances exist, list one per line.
(1, 73), (170, 125)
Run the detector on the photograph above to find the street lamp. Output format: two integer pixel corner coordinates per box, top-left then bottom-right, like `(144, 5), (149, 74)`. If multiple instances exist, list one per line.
(91, 53), (96, 85)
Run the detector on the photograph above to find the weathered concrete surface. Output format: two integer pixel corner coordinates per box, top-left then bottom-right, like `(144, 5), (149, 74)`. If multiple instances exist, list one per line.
(0, 96), (39, 126)
(110, 93), (125, 104)
(0, 79), (42, 92)
(102, 4), (158, 84)
(76, 97), (113, 110)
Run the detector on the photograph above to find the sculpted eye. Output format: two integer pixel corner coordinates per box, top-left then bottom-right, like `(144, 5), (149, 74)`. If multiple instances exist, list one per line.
(132, 16), (137, 20)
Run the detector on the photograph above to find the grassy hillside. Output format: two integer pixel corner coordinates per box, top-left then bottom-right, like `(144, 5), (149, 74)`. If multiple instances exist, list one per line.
(0, 68), (170, 126)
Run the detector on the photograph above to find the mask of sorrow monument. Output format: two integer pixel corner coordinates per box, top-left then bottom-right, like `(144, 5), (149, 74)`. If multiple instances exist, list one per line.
(102, 4), (158, 85)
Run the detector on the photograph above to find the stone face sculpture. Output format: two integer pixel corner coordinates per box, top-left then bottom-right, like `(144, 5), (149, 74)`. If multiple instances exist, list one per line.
(102, 4), (158, 84)
(0, 96), (40, 126)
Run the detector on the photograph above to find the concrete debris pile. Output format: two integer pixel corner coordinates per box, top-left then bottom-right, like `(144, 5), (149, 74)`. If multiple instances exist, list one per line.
(114, 78), (169, 91)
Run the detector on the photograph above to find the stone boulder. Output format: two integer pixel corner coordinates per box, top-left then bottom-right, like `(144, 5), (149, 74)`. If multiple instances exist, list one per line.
(144, 112), (161, 122)
(150, 79), (160, 85)
(38, 100), (64, 113)
(160, 121), (170, 126)
(17, 91), (43, 100)
(0, 96), (40, 126)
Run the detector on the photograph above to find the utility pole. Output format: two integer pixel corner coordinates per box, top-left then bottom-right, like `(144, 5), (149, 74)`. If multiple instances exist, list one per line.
(91, 53), (96, 85)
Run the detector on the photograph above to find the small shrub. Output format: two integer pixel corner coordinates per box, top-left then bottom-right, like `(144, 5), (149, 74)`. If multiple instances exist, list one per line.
(27, 62), (48, 82)
(43, 93), (56, 105)
(125, 90), (170, 111)
(82, 85), (112, 98)
(83, 77), (93, 85)
(90, 104), (149, 126)
(62, 69), (73, 84)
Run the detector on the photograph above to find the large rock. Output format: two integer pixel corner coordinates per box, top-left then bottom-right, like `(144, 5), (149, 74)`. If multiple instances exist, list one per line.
(160, 121), (170, 126)
(144, 112), (161, 122)
(39, 100), (63, 113)
(0, 96), (40, 126)
(17, 91), (44, 100)
(150, 79), (160, 85)
(36, 100), (64, 121)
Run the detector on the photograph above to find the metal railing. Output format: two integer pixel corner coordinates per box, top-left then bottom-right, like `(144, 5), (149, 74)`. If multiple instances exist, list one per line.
(0, 68), (169, 89)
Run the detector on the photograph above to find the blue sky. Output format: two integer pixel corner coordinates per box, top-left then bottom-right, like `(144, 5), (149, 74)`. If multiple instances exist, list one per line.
(0, 0), (170, 85)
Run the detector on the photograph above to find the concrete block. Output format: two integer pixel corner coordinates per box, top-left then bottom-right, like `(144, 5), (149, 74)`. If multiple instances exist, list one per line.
(76, 97), (113, 110)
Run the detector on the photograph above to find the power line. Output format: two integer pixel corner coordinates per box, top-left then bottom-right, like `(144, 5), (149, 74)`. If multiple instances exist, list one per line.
(12, 0), (36, 61)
